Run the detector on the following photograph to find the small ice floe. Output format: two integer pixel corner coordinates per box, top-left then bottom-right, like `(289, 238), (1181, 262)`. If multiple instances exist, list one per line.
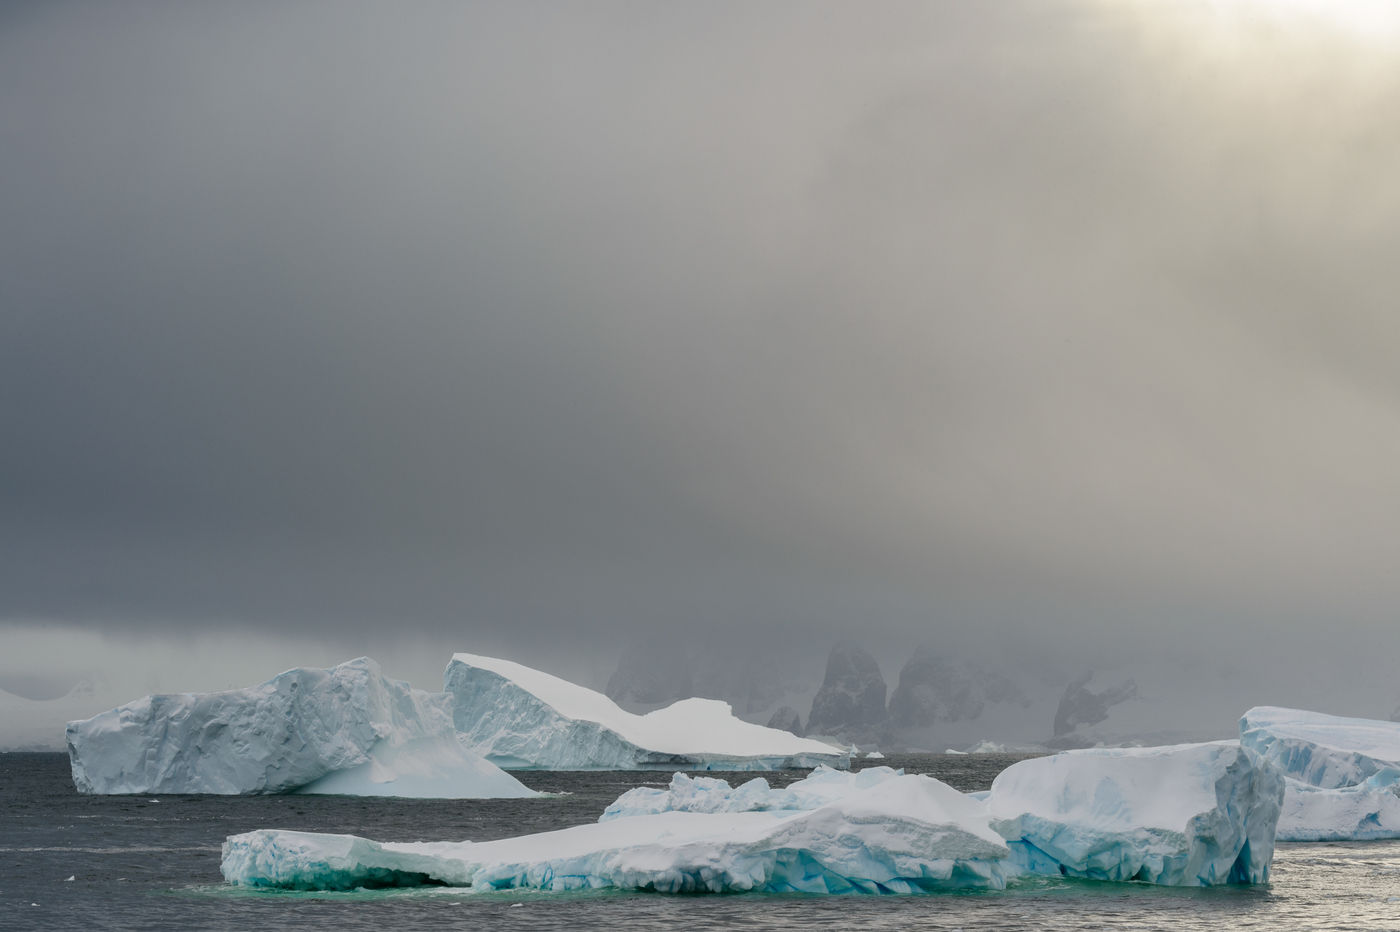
(63, 876), (75, 882)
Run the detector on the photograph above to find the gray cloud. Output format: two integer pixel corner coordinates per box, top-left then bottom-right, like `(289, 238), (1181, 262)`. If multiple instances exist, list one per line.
(3, 0), (1400, 688)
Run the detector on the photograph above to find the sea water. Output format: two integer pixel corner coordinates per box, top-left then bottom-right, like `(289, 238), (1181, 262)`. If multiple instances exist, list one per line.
(4, 752), (1400, 930)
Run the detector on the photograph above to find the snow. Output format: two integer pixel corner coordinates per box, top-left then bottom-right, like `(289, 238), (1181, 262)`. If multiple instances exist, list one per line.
(445, 652), (848, 770)
(599, 765), (905, 820)
(1240, 706), (1400, 789)
(986, 741), (1283, 885)
(66, 657), (535, 798)
(222, 773), (1013, 893)
(1240, 707), (1400, 841)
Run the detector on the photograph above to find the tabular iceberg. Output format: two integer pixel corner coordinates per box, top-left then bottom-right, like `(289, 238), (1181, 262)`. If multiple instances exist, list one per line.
(444, 652), (848, 770)
(1276, 771), (1400, 841)
(985, 741), (1283, 886)
(1241, 706), (1400, 841)
(1240, 706), (1400, 789)
(67, 657), (536, 798)
(222, 772), (1013, 893)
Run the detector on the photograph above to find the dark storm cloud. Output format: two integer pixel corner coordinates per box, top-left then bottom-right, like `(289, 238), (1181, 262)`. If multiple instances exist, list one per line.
(4, 0), (1400, 666)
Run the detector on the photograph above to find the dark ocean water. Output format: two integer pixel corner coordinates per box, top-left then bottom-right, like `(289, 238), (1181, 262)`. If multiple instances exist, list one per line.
(5, 751), (1400, 931)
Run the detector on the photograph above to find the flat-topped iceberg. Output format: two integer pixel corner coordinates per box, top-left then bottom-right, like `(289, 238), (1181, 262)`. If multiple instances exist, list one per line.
(1240, 706), (1400, 789)
(67, 657), (536, 798)
(986, 741), (1282, 886)
(1276, 771), (1400, 841)
(1240, 706), (1400, 841)
(444, 652), (848, 770)
(222, 772), (1013, 893)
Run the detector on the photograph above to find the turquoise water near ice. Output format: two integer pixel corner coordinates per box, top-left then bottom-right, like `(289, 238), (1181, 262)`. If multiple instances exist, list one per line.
(5, 752), (1400, 930)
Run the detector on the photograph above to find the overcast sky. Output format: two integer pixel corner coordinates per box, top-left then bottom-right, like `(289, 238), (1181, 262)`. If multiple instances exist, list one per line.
(4, 0), (1400, 705)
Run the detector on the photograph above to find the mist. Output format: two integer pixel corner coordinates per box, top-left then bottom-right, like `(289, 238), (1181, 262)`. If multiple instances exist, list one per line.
(4, 0), (1400, 734)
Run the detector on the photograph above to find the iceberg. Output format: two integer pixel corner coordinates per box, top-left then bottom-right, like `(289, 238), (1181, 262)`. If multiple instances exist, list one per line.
(1240, 705), (1400, 789)
(222, 772), (1013, 893)
(1275, 772), (1400, 841)
(985, 741), (1282, 886)
(444, 652), (848, 770)
(67, 657), (536, 798)
(1240, 706), (1400, 841)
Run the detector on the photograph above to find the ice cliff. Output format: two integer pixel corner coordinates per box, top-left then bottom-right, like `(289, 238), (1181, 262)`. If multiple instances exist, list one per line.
(67, 657), (535, 798)
(445, 652), (847, 770)
(986, 741), (1283, 885)
(1241, 706), (1400, 841)
(1240, 705), (1400, 789)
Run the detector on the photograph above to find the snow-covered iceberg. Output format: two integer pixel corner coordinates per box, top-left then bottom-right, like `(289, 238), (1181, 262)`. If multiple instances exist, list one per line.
(222, 772), (1012, 893)
(600, 764), (904, 820)
(1240, 706), (1400, 841)
(1240, 706), (1400, 789)
(985, 741), (1282, 886)
(1275, 771), (1400, 841)
(444, 652), (848, 770)
(67, 657), (536, 798)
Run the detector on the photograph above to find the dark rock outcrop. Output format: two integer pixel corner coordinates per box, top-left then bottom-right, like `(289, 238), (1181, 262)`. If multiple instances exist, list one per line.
(766, 706), (805, 737)
(605, 643), (807, 721)
(888, 649), (1028, 727)
(606, 647), (694, 707)
(1052, 671), (1137, 737)
(806, 642), (887, 736)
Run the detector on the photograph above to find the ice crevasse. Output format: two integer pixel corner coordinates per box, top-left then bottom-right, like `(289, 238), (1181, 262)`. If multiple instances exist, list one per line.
(66, 657), (536, 798)
(445, 652), (849, 770)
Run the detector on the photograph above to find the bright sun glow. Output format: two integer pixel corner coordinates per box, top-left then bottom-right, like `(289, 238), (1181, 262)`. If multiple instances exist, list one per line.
(1206, 0), (1400, 39)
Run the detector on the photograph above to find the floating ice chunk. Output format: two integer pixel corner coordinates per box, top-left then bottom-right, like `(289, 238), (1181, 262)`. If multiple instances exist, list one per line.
(986, 741), (1282, 886)
(67, 657), (535, 798)
(600, 764), (904, 820)
(1240, 706), (1400, 789)
(1275, 770), (1400, 841)
(223, 774), (1013, 894)
(444, 653), (848, 770)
